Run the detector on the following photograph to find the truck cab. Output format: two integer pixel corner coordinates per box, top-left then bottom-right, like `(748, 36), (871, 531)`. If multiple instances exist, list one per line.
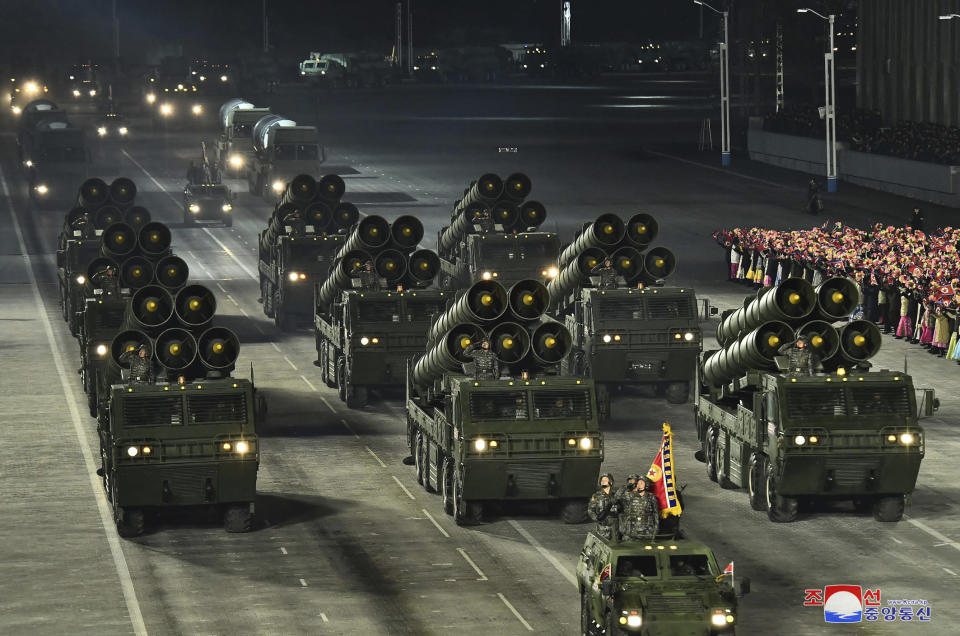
(249, 126), (324, 201)
(440, 232), (560, 290)
(578, 532), (747, 636)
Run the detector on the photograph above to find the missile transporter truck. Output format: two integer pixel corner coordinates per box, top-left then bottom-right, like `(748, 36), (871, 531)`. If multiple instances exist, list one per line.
(216, 99), (272, 177)
(406, 278), (602, 525)
(258, 174), (357, 330)
(247, 114), (324, 201)
(437, 172), (560, 290)
(313, 209), (443, 407)
(695, 277), (924, 522)
(17, 100), (89, 206)
(550, 213), (698, 416)
(97, 277), (261, 537)
(142, 57), (208, 129)
(578, 531), (748, 636)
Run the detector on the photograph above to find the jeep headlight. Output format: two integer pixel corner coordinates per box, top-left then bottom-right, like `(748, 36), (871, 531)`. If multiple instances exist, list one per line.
(95, 344), (108, 357)
(35, 184), (48, 195)
(159, 103), (173, 116)
(191, 104), (202, 115)
(474, 438), (487, 452)
(481, 271), (497, 280)
(88, 89), (97, 97)
(602, 334), (612, 343)
(118, 127), (128, 135)
(272, 180), (284, 193)
(189, 203), (200, 213)
(146, 93), (156, 104)
(222, 203), (232, 212)
(711, 609), (734, 626)
(76, 275), (86, 285)
(73, 89), (81, 97)
(229, 154), (243, 168)
(97, 126), (107, 136)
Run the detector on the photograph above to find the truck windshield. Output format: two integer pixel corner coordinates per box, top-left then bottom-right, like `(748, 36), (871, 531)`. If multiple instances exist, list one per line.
(469, 391), (529, 420)
(233, 123), (253, 137)
(275, 144), (320, 160)
(668, 554), (714, 577)
(477, 241), (557, 262)
(41, 146), (85, 162)
(592, 296), (695, 321)
(406, 299), (446, 323)
(531, 390), (592, 418)
(783, 385), (912, 418)
(356, 300), (403, 323)
(616, 555), (659, 578)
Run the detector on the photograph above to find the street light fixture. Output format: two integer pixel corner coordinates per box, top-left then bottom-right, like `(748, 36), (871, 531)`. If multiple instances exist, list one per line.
(694, 0), (731, 167)
(798, 7), (838, 193)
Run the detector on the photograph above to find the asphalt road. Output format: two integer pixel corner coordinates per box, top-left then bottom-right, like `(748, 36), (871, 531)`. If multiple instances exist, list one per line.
(1, 77), (959, 635)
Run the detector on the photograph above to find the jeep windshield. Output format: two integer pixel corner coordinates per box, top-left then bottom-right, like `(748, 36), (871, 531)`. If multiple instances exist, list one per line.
(615, 555), (659, 578)
(667, 553), (716, 578)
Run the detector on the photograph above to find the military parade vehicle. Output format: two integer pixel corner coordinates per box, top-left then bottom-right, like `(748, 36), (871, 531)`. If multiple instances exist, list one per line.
(184, 183), (233, 226)
(257, 173), (354, 330)
(548, 213), (699, 417)
(406, 277), (602, 525)
(65, 62), (102, 101)
(246, 113), (324, 201)
(216, 99), (272, 177)
(17, 100), (89, 206)
(436, 172), (559, 290)
(143, 57), (208, 129)
(578, 530), (747, 636)
(695, 276), (925, 522)
(313, 208), (443, 407)
(7, 75), (50, 115)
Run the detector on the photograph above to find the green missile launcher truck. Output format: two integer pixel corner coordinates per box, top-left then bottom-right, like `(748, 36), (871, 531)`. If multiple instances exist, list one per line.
(695, 277), (925, 522)
(578, 531), (747, 636)
(406, 279), (602, 525)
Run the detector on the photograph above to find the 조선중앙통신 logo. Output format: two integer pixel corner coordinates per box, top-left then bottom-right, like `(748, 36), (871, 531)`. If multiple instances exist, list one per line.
(803, 585), (932, 623)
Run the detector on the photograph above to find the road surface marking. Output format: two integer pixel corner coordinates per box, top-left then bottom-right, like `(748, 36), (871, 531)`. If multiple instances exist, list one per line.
(497, 593), (534, 631)
(271, 343), (282, 352)
(422, 508), (450, 538)
(457, 548), (488, 580)
(891, 537), (903, 544)
(301, 375), (317, 392)
(226, 294), (239, 306)
(944, 568), (957, 576)
(216, 282), (227, 293)
(341, 419), (360, 438)
(121, 149), (260, 280)
(1, 168), (148, 636)
(365, 446), (387, 468)
(300, 578), (308, 587)
(320, 613), (329, 623)
(280, 547), (288, 555)
(905, 516), (960, 554)
(238, 306), (250, 317)
(321, 396), (337, 413)
(392, 475), (416, 500)
(508, 519), (578, 588)
(284, 355), (298, 370)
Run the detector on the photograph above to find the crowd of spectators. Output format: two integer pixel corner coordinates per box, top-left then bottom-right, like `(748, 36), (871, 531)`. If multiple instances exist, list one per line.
(714, 220), (960, 360)
(762, 105), (960, 165)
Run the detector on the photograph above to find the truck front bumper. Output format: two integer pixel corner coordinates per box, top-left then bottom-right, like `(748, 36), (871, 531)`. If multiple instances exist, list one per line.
(114, 459), (259, 507)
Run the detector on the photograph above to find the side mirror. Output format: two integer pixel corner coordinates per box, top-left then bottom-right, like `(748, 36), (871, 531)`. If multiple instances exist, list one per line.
(710, 306), (719, 316)
(601, 580), (613, 596)
(737, 576), (751, 597)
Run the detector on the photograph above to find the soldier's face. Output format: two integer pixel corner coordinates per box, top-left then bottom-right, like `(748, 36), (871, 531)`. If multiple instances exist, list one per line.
(600, 479), (611, 491)
(636, 480), (645, 492)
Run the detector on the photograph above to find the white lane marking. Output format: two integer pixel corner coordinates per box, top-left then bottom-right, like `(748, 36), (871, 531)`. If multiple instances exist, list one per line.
(122, 149), (259, 280)
(507, 519), (578, 588)
(280, 547), (288, 555)
(1, 168), (148, 636)
(299, 578), (308, 587)
(943, 568), (957, 576)
(216, 282), (227, 293)
(284, 355), (298, 371)
(431, 563), (453, 566)
(321, 396), (337, 414)
(226, 294), (239, 306)
(238, 307), (250, 317)
(392, 475), (416, 500)
(271, 343), (282, 352)
(301, 375), (317, 391)
(891, 537), (904, 545)
(320, 613), (329, 623)
(906, 516), (960, 554)
(341, 419), (360, 439)
(365, 446), (387, 468)
(457, 548), (488, 581)
(422, 508), (450, 538)
(497, 593), (534, 632)
(644, 149), (789, 190)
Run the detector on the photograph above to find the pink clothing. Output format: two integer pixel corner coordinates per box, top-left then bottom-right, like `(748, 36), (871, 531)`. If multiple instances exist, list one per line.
(896, 316), (913, 338)
(730, 263), (738, 279)
(919, 326), (934, 344)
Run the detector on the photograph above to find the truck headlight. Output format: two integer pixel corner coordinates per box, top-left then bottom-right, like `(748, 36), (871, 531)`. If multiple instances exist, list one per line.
(24, 81), (38, 94)
(160, 103), (173, 116)
(360, 336), (370, 346)
(626, 614), (642, 627)
(222, 203), (232, 212)
(127, 446), (139, 457)
(35, 184), (48, 195)
(220, 75), (228, 82)
(794, 435), (806, 446)
(76, 275), (86, 285)
(474, 439), (487, 452)
(229, 154), (243, 168)
(481, 271), (498, 280)
(542, 266), (559, 278)
(189, 203), (200, 213)
(900, 432), (915, 445)
(146, 93), (156, 104)
(235, 440), (249, 454)
(602, 334), (612, 343)
(73, 89), (81, 97)
(711, 609), (734, 626)
(118, 127), (128, 135)
(95, 344), (108, 356)
(12, 105), (22, 114)
(272, 180), (284, 193)
(191, 104), (202, 115)
(684, 331), (696, 341)
(88, 89), (97, 97)
(579, 437), (592, 450)
(97, 126), (107, 136)
(288, 271), (300, 282)
(24, 159), (33, 167)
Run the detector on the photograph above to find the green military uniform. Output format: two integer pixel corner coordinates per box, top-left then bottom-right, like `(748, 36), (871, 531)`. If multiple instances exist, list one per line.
(591, 264), (619, 289)
(778, 340), (819, 375)
(588, 474), (617, 540)
(463, 343), (499, 380)
(358, 269), (381, 291)
(119, 346), (154, 384)
(619, 477), (659, 540)
(91, 269), (120, 296)
(476, 213), (495, 233)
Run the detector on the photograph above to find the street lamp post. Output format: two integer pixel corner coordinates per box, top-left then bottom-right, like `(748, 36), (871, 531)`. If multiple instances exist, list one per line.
(695, 1), (731, 166)
(798, 8), (838, 192)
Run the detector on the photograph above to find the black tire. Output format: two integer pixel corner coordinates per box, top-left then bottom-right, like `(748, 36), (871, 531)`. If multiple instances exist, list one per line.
(87, 381), (98, 418)
(705, 427), (718, 483)
(853, 497), (874, 513)
(715, 434), (735, 489)
(441, 457), (454, 515)
(873, 495), (905, 522)
(337, 358), (347, 403)
(747, 453), (767, 511)
(453, 472), (482, 526)
(415, 430), (426, 486)
(561, 499), (589, 524)
(224, 504), (254, 532)
(223, 217), (233, 228)
(665, 381), (690, 404)
(420, 433), (435, 493)
(117, 508), (144, 538)
(765, 459), (798, 522)
(263, 283), (275, 319)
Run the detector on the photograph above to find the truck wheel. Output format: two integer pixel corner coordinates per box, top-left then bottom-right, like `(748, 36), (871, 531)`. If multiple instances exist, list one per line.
(715, 435), (735, 489)
(337, 358), (347, 402)
(117, 508), (144, 538)
(665, 381), (690, 404)
(223, 216), (233, 228)
(69, 310), (79, 338)
(747, 454), (767, 511)
(453, 472), (482, 526)
(765, 459), (798, 522)
(87, 381), (98, 418)
(224, 504), (254, 532)
(415, 431), (426, 486)
(560, 499), (589, 524)
(441, 457), (454, 515)
(873, 495), (905, 522)
(705, 427), (718, 482)
(263, 283), (275, 318)
(597, 384), (611, 421)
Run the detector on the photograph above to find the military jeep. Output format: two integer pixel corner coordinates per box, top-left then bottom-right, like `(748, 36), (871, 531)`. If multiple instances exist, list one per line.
(577, 531), (748, 635)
